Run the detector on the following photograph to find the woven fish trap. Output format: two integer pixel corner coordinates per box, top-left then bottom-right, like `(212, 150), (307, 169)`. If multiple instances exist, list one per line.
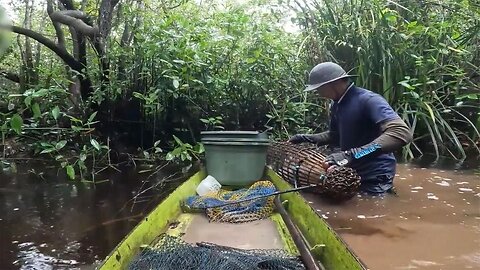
(267, 142), (361, 201)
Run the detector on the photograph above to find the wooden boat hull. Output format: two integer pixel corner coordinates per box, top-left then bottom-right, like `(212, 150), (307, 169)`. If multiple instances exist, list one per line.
(98, 167), (367, 270)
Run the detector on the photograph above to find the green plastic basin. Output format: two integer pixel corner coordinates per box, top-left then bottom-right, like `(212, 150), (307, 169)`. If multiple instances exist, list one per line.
(201, 131), (270, 186)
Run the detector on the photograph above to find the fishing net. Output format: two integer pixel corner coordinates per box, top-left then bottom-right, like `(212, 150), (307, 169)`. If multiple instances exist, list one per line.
(128, 234), (305, 270)
(267, 142), (361, 201)
(182, 180), (276, 223)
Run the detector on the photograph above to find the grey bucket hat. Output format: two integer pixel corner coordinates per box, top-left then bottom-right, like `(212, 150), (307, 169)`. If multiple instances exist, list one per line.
(304, 62), (357, 92)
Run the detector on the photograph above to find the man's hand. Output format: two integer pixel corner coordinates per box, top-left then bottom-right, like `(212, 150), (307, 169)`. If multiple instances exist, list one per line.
(325, 151), (353, 167)
(288, 134), (313, 144)
(325, 143), (382, 168)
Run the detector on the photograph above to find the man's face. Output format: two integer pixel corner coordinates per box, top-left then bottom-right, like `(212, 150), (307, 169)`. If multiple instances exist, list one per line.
(314, 83), (336, 100)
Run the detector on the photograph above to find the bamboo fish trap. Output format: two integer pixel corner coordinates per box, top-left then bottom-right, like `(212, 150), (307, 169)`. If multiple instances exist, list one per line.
(267, 142), (361, 201)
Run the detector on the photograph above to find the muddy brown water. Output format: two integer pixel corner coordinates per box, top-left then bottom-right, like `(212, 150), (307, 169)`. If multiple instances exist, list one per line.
(304, 163), (480, 270)
(0, 158), (478, 270)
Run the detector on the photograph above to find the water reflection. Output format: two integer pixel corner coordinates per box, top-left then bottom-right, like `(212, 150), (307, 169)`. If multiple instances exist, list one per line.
(0, 161), (194, 270)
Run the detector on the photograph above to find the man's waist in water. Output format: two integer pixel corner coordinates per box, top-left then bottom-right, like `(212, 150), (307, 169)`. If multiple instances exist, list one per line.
(351, 154), (396, 178)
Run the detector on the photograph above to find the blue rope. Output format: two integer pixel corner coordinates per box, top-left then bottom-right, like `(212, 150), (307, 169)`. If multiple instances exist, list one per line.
(184, 185), (276, 213)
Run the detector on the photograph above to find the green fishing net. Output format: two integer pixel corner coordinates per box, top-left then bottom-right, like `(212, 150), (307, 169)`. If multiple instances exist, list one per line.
(128, 234), (305, 270)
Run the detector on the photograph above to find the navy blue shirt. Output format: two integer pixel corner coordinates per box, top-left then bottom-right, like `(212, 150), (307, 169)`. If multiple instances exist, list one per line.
(329, 85), (399, 190)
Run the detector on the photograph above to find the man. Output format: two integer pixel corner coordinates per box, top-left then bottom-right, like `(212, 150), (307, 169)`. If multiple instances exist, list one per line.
(289, 62), (413, 194)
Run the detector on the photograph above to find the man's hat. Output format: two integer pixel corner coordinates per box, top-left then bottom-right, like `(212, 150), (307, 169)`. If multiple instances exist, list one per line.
(304, 62), (357, 92)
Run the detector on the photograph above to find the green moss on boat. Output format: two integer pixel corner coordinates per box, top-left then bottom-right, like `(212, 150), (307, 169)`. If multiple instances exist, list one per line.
(98, 167), (367, 270)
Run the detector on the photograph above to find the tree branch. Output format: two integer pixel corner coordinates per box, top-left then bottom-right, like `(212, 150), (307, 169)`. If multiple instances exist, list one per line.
(50, 10), (99, 37)
(0, 70), (20, 83)
(1, 24), (83, 73)
(48, 0), (66, 48)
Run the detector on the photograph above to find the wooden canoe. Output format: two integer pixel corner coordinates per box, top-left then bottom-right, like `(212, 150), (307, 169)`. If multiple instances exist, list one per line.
(98, 167), (368, 270)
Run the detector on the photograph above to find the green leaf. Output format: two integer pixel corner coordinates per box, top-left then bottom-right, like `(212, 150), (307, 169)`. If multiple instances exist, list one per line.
(55, 140), (67, 150)
(173, 79), (180, 89)
(173, 59), (185, 64)
(173, 135), (183, 146)
(52, 106), (60, 120)
(66, 165), (75, 180)
(68, 115), (83, 123)
(398, 81), (414, 89)
(88, 112), (97, 123)
(32, 103), (41, 118)
(80, 153), (87, 162)
(40, 148), (56, 154)
(171, 147), (182, 156)
(457, 93), (480, 100)
(10, 114), (23, 135)
(424, 102), (436, 123)
(32, 89), (49, 98)
(90, 138), (101, 151)
(194, 143), (205, 153)
(71, 125), (82, 132)
(133, 92), (144, 99)
(24, 96), (32, 107)
(78, 160), (86, 170)
(165, 152), (174, 161)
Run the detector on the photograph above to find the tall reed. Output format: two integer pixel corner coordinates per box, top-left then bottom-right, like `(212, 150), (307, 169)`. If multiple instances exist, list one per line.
(294, 0), (480, 159)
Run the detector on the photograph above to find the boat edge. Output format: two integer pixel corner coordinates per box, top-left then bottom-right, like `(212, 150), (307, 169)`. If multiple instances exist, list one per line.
(97, 170), (206, 270)
(266, 167), (369, 270)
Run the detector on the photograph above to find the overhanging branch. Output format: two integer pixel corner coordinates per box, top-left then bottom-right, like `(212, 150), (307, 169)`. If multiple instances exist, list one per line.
(47, 0), (66, 48)
(50, 10), (98, 37)
(0, 70), (20, 83)
(0, 24), (84, 73)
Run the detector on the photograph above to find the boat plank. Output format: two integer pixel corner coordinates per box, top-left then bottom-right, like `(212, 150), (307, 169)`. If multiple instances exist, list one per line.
(181, 213), (284, 249)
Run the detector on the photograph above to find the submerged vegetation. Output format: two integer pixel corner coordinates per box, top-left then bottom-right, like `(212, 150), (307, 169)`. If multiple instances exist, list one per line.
(0, 0), (478, 179)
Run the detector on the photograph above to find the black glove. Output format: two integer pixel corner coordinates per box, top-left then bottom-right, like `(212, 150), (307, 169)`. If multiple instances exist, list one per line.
(325, 151), (353, 167)
(326, 143), (382, 167)
(289, 132), (331, 145)
(288, 134), (313, 144)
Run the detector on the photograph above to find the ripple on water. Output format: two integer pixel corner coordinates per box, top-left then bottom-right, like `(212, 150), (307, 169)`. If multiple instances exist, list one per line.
(16, 242), (79, 270)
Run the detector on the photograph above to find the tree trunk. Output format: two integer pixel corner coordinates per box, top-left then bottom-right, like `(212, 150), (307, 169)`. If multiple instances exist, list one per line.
(23, 0), (35, 88)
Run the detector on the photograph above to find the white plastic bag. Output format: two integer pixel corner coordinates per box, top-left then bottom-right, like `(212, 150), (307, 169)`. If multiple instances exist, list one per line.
(196, 175), (222, 196)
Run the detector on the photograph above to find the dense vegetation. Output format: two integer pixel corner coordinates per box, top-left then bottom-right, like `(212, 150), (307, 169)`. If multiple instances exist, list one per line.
(0, 0), (478, 180)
